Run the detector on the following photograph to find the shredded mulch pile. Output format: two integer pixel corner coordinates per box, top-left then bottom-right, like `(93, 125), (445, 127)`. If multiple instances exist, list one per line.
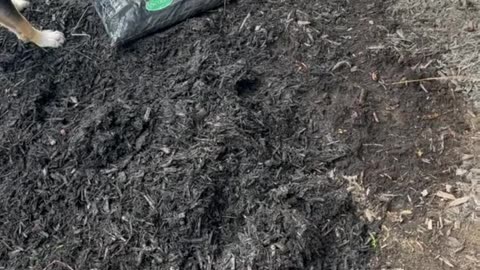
(0, 0), (468, 269)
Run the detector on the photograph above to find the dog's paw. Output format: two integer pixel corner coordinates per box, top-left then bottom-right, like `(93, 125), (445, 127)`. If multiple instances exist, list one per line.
(35, 30), (65, 48)
(12, 0), (30, 11)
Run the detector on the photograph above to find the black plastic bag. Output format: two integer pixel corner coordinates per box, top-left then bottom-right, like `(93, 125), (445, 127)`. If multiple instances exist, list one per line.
(94, 0), (224, 46)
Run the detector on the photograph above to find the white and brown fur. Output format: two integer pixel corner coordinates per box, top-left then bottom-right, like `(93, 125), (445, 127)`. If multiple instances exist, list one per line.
(0, 0), (64, 47)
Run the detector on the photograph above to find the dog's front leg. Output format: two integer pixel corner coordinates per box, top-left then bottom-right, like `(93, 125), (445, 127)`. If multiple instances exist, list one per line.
(12, 0), (29, 11)
(0, 0), (64, 48)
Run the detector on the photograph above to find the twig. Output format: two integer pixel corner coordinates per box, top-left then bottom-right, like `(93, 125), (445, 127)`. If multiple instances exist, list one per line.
(43, 260), (74, 270)
(71, 6), (90, 35)
(390, 75), (480, 85)
(238, 12), (251, 32)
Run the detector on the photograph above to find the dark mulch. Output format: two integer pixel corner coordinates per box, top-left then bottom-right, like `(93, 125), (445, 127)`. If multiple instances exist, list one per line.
(0, 0), (468, 269)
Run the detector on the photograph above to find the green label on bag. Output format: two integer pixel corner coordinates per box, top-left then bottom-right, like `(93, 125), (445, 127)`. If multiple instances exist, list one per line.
(146, 0), (172, 11)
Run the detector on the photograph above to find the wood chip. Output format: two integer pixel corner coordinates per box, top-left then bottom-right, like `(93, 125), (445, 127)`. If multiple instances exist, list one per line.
(456, 168), (467, 176)
(446, 237), (462, 248)
(454, 221), (461, 230)
(448, 196), (470, 207)
(464, 20), (477, 32)
(364, 209), (376, 223)
(367, 45), (385, 50)
(465, 255), (479, 262)
(426, 218), (433, 230)
(435, 191), (456, 200)
(438, 257), (454, 268)
(415, 241), (424, 252)
(297, 20), (311, 26)
(331, 60), (351, 71)
(453, 245), (464, 254)
(421, 189), (429, 197)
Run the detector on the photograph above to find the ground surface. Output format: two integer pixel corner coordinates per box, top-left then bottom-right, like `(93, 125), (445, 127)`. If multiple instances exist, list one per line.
(0, 0), (470, 269)
(375, 0), (480, 269)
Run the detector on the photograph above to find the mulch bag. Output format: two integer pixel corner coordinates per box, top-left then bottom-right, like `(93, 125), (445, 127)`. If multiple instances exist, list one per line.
(94, 0), (224, 46)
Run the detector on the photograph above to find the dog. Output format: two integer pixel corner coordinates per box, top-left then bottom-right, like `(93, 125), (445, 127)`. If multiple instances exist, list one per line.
(0, 0), (64, 47)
